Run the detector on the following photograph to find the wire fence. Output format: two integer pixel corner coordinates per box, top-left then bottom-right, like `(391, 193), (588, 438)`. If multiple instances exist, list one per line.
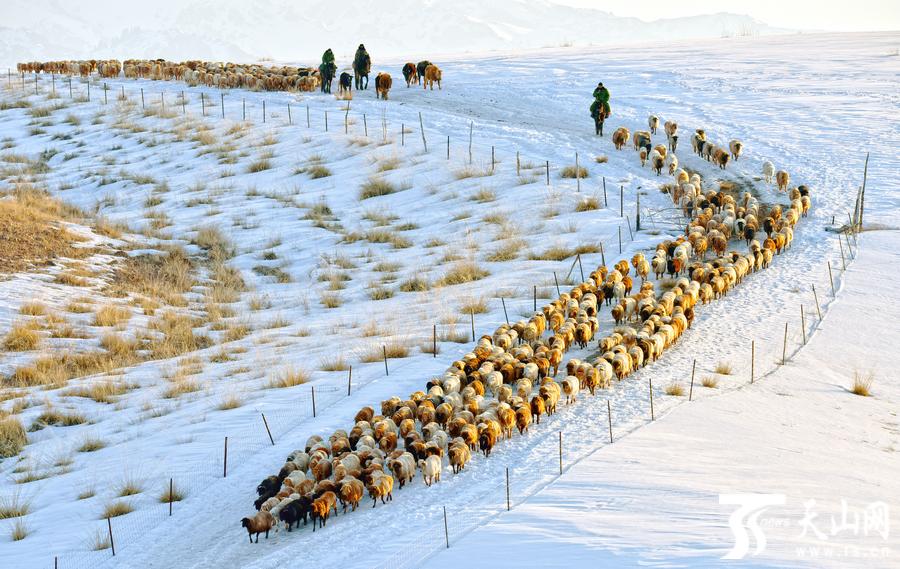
(0, 69), (862, 568)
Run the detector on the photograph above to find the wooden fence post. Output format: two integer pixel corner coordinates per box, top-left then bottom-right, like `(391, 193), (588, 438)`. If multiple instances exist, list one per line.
(262, 100), (266, 123)
(516, 150), (520, 176)
(180, 90), (185, 113)
(827, 261), (835, 297)
(620, 185), (624, 217)
(242, 98), (245, 121)
(419, 112), (427, 152)
(169, 478), (174, 516)
(607, 400), (613, 443)
(553, 272), (561, 296)
(533, 285), (537, 312)
(107, 517), (115, 556)
(287, 102), (291, 124)
(446, 136), (450, 160)
(812, 285), (822, 320)
(545, 161), (550, 185)
(325, 110), (328, 131)
(491, 146), (495, 172)
(262, 413), (275, 444)
(600, 242), (606, 267)
(648, 378), (655, 420)
(636, 189), (641, 231)
(558, 432), (563, 475)
(383, 346), (389, 376)
(618, 226), (622, 254)
(223, 436), (228, 477)
(575, 152), (580, 192)
(470, 309), (475, 341)
(689, 359), (696, 401)
(433, 324), (437, 357)
(140, 87), (144, 109)
(577, 254), (585, 282)
(306, 104), (310, 128)
(782, 322), (789, 365)
(750, 340), (755, 384)
(838, 236), (847, 270)
(602, 176), (607, 207)
(443, 506), (450, 548)
(801, 305), (807, 345)
(400, 122), (404, 145)
(201, 92), (206, 116)
(103, 82), (108, 104)
(68, 77), (73, 98)
(501, 298), (509, 326)
(347, 366), (352, 396)
(221, 92), (224, 118)
(506, 467), (510, 510)
(626, 216), (634, 240)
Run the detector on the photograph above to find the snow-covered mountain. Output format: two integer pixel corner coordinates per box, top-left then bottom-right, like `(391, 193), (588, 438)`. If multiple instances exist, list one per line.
(0, 0), (789, 65)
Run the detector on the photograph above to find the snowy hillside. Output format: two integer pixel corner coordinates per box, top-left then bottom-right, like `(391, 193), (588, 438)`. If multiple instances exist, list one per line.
(0, 30), (897, 569)
(0, 0), (789, 65)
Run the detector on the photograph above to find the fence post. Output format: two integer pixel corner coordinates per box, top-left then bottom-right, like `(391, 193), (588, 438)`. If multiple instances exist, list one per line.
(812, 285), (822, 320)
(577, 254), (584, 282)
(602, 176), (607, 207)
(626, 216), (634, 240)
(545, 160), (550, 185)
(506, 467), (510, 510)
(221, 92), (225, 118)
(751, 340), (755, 383)
(558, 432), (563, 475)
(419, 112), (427, 152)
(242, 98), (246, 121)
(636, 189), (641, 231)
(433, 324), (437, 357)
(364, 114), (368, 137)
(491, 146), (495, 172)
(325, 110), (328, 131)
(201, 92), (206, 116)
(575, 152), (580, 192)
(262, 413), (275, 444)
(347, 366), (352, 396)
(443, 506), (449, 548)
(501, 297), (509, 326)
(306, 104), (310, 128)
(620, 185), (624, 217)
(618, 226), (622, 254)
(516, 150), (520, 176)
(470, 309), (475, 342)
(169, 478), (174, 516)
(180, 90), (185, 113)
(446, 136), (450, 160)
(263, 100), (266, 123)
(689, 359), (696, 401)
(312, 386), (317, 417)
(103, 82), (108, 104)
(801, 305), (807, 345)
(87, 81), (90, 101)
(223, 436), (228, 477)
(533, 285), (537, 312)
(600, 242), (606, 266)
(400, 122), (404, 145)
(782, 322), (789, 365)
(607, 400), (613, 443)
(68, 77), (73, 98)
(838, 236), (847, 270)
(107, 517), (115, 556)
(140, 87), (144, 109)
(648, 378), (655, 420)
(553, 272), (561, 296)
(827, 261), (835, 297)
(383, 346), (389, 376)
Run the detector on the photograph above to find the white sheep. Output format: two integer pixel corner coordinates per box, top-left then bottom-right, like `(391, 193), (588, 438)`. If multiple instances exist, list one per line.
(418, 455), (442, 486)
(762, 161), (775, 184)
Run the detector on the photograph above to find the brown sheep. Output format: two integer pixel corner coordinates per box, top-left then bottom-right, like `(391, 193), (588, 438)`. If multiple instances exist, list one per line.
(367, 473), (394, 507)
(448, 440), (471, 473)
(339, 478), (364, 513)
(776, 170), (790, 192)
(612, 127), (630, 150)
(241, 510), (275, 543)
(311, 491), (338, 530)
(530, 395), (545, 424)
(375, 72), (392, 100)
(424, 64), (442, 90)
(515, 405), (532, 434)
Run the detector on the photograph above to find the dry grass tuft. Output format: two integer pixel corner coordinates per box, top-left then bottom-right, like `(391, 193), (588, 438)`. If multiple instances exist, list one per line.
(320, 292), (342, 309)
(460, 297), (489, 314)
(19, 302), (47, 316)
(77, 436), (106, 453)
(10, 518), (28, 541)
(714, 361), (733, 375)
(267, 367), (311, 389)
(64, 381), (130, 404)
(0, 189), (87, 273)
(560, 165), (589, 179)
(93, 305), (131, 327)
(594, 155), (608, 163)
(436, 261), (489, 287)
(158, 481), (185, 503)
(30, 406), (87, 430)
(101, 500), (134, 519)
(3, 324), (41, 351)
(850, 371), (875, 397)
(485, 240), (525, 262)
(359, 178), (397, 200)
(664, 382), (685, 396)
(0, 417), (28, 458)
(575, 196), (601, 212)
(701, 376), (719, 388)
(399, 275), (430, 292)
(116, 475), (143, 497)
(320, 355), (350, 372)
(217, 393), (244, 410)
(0, 490), (31, 519)
(110, 247), (194, 306)
(360, 341), (409, 362)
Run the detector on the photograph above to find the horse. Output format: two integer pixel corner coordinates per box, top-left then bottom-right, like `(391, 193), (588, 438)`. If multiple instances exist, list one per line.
(416, 61), (432, 85)
(375, 73), (392, 100)
(319, 61), (336, 94)
(402, 62), (417, 87)
(339, 72), (352, 94)
(353, 54), (370, 90)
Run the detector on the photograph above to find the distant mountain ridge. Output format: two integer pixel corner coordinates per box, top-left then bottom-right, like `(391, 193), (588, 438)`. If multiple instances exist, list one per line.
(0, 0), (790, 66)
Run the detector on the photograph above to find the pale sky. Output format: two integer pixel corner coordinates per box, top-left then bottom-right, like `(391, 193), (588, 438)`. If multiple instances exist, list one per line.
(554, 0), (900, 32)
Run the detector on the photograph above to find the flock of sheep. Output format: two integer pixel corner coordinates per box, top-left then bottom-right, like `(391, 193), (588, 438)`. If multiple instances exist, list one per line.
(240, 124), (813, 543)
(16, 58), (443, 99)
(16, 56), (811, 545)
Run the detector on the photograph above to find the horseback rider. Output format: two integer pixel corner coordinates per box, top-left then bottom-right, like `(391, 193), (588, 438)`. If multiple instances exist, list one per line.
(590, 81), (611, 135)
(353, 43), (371, 90)
(321, 48), (335, 67)
(319, 49), (336, 93)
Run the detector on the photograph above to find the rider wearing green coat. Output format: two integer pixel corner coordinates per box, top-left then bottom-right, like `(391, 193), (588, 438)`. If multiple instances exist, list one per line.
(590, 82), (611, 135)
(321, 49), (335, 66)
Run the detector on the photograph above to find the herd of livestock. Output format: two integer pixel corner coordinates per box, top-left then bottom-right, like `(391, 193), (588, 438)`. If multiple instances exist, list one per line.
(15, 58), (443, 100)
(239, 137), (812, 541)
(15, 55), (811, 545)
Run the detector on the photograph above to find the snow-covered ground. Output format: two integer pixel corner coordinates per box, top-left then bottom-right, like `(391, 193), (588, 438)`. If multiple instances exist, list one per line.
(1, 31), (897, 569)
